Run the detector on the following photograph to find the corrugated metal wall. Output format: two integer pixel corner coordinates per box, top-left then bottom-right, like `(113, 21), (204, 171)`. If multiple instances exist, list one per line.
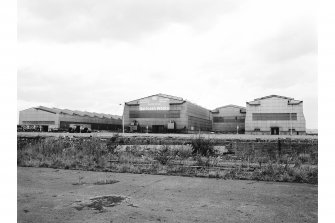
(245, 97), (306, 135)
(212, 106), (246, 133)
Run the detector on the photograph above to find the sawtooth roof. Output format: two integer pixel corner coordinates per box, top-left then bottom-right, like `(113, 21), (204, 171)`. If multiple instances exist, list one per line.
(34, 106), (121, 120)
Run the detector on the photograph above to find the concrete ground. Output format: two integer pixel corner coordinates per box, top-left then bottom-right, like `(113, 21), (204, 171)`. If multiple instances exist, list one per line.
(18, 167), (317, 223)
(17, 132), (317, 140)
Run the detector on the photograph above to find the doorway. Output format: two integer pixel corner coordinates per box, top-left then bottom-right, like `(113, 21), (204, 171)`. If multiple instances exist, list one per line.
(75, 125), (81, 133)
(41, 125), (48, 132)
(152, 125), (165, 133)
(271, 127), (279, 135)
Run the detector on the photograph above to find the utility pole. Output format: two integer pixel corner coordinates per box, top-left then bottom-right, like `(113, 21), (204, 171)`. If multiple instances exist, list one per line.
(119, 103), (124, 134)
(235, 116), (238, 134)
(290, 104), (293, 136)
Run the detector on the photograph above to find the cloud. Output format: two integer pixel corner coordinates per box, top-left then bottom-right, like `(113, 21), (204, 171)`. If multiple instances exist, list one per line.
(238, 53), (317, 91)
(17, 68), (126, 112)
(254, 18), (317, 63)
(18, 0), (241, 43)
(17, 0), (318, 128)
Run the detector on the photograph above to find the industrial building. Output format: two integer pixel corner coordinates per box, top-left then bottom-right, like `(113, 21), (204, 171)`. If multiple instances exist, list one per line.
(245, 95), (306, 135)
(211, 105), (246, 133)
(123, 93), (212, 133)
(19, 106), (122, 132)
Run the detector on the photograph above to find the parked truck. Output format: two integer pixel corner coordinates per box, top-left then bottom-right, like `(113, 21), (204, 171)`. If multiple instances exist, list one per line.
(68, 124), (92, 133)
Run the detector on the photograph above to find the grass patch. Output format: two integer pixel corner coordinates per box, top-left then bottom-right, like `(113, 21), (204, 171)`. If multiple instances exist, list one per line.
(17, 136), (318, 184)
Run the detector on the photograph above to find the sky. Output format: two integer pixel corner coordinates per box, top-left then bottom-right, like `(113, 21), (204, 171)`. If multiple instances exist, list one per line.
(17, 0), (318, 129)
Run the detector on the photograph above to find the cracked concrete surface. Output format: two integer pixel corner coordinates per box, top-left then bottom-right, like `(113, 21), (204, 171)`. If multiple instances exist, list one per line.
(18, 167), (317, 223)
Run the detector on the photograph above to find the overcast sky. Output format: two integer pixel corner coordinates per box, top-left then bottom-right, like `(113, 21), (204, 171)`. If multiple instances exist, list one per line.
(17, 0), (317, 129)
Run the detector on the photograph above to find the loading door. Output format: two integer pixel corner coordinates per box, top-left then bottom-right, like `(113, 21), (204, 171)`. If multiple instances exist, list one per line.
(152, 125), (165, 133)
(271, 127), (279, 135)
(41, 125), (48, 132)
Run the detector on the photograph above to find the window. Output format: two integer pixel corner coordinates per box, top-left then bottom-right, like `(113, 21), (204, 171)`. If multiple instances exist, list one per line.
(252, 113), (297, 121)
(213, 116), (245, 123)
(22, 121), (55, 125)
(129, 110), (180, 119)
(254, 128), (260, 131)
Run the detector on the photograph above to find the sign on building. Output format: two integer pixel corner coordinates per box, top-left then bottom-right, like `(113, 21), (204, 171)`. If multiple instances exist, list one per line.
(139, 96), (170, 111)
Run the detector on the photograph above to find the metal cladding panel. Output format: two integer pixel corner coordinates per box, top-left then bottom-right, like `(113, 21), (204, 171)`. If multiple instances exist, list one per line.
(139, 96), (170, 111)
(126, 93), (184, 105)
(211, 106), (246, 132)
(123, 99), (188, 130)
(59, 114), (122, 125)
(129, 110), (180, 119)
(19, 106), (122, 130)
(19, 108), (60, 127)
(245, 96), (306, 134)
(252, 113), (297, 121)
(185, 102), (212, 131)
(123, 94), (216, 131)
(212, 123), (245, 133)
(59, 121), (121, 131)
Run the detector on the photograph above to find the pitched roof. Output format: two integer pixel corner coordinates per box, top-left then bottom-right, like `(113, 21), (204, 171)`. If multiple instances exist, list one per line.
(288, 99), (303, 105)
(125, 93), (185, 105)
(254, 95), (294, 100)
(247, 95), (303, 105)
(211, 104), (246, 113)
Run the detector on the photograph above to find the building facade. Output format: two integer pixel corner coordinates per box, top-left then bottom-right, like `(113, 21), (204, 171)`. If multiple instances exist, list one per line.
(211, 105), (246, 133)
(19, 106), (122, 132)
(123, 93), (212, 133)
(245, 95), (306, 135)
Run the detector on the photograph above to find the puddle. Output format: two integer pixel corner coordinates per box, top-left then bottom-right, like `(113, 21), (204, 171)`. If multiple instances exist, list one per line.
(74, 195), (126, 212)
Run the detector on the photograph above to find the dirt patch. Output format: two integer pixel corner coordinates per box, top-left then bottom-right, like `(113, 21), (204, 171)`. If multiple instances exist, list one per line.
(94, 179), (119, 185)
(72, 182), (86, 186)
(74, 195), (126, 212)
(18, 167), (318, 222)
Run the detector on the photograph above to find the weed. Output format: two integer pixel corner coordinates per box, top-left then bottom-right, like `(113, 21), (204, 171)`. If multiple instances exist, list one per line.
(173, 145), (193, 159)
(298, 153), (311, 164)
(190, 136), (214, 157)
(17, 136), (318, 184)
(107, 134), (119, 154)
(154, 145), (172, 165)
(208, 171), (220, 178)
(72, 174), (85, 185)
(195, 155), (210, 167)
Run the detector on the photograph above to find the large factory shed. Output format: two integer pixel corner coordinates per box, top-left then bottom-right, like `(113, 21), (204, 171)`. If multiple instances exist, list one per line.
(19, 106), (122, 132)
(245, 95), (306, 135)
(211, 105), (246, 133)
(123, 93), (212, 133)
